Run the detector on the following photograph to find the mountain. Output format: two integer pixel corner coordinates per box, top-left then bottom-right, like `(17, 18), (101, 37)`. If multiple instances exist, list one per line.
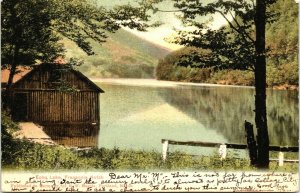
(63, 28), (171, 78)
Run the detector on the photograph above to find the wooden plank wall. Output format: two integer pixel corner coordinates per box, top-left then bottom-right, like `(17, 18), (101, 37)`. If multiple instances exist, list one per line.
(42, 124), (99, 137)
(42, 124), (99, 147)
(27, 91), (99, 123)
(12, 66), (101, 143)
(53, 136), (98, 148)
(14, 70), (94, 90)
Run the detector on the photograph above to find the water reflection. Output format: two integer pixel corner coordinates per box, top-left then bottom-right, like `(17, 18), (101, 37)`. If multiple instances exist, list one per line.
(51, 82), (298, 150)
(98, 84), (227, 155)
(42, 125), (99, 148)
(159, 86), (298, 146)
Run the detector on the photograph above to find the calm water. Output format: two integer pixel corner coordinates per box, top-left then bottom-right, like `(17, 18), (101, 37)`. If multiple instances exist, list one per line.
(94, 81), (298, 155)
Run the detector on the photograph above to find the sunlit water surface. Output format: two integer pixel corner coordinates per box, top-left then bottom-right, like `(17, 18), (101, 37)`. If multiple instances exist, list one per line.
(94, 81), (298, 156)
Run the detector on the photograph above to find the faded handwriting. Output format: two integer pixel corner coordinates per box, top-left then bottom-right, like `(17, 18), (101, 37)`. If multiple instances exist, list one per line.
(2, 171), (298, 192)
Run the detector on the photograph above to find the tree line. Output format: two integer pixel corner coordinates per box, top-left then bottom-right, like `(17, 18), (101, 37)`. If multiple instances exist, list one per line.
(156, 0), (298, 89)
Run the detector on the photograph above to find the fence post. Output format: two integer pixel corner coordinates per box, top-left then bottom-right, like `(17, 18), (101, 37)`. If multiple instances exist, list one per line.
(219, 144), (227, 167)
(219, 144), (227, 160)
(245, 121), (258, 166)
(162, 139), (169, 162)
(278, 152), (284, 166)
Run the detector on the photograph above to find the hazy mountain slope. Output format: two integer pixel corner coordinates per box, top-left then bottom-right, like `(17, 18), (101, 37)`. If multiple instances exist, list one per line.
(63, 29), (171, 78)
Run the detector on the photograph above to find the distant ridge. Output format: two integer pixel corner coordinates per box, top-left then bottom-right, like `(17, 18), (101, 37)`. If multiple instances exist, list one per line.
(63, 29), (172, 78)
(108, 28), (172, 59)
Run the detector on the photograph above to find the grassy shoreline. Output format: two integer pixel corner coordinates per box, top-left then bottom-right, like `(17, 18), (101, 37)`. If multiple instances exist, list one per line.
(2, 113), (298, 172)
(2, 137), (298, 172)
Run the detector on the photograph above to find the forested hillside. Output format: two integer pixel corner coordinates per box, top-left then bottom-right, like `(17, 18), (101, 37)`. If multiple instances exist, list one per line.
(63, 29), (171, 78)
(156, 0), (298, 88)
(266, 0), (298, 87)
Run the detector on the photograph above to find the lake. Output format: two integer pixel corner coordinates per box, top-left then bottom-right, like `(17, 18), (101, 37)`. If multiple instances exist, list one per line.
(92, 79), (298, 155)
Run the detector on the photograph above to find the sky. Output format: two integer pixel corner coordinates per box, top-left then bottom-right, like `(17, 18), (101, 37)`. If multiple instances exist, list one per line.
(97, 0), (229, 50)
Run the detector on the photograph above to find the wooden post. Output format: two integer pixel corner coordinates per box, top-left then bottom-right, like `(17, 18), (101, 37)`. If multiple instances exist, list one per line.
(245, 121), (258, 166)
(162, 139), (169, 162)
(219, 144), (227, 160)
(219, 144), (227, 167)
(278, 152), (284, 166)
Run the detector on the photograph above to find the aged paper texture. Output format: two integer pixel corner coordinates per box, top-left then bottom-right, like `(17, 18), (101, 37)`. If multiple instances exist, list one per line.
(1, 0), (299, 192)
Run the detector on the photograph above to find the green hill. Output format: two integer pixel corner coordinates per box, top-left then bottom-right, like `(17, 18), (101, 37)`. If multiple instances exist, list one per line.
(63, 29), (171, 78)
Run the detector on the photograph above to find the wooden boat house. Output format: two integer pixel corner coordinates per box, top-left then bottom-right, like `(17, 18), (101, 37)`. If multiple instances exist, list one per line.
(9, 63), (104, 139)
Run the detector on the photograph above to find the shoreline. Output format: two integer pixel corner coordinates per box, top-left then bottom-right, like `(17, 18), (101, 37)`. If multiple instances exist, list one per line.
(90, 78), (298, 90)
(90, 78), (255, 89)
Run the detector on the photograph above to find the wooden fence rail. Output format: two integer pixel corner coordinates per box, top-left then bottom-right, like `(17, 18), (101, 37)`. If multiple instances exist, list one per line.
(161, 139), (299, 152)
(161, 139), (299, 166)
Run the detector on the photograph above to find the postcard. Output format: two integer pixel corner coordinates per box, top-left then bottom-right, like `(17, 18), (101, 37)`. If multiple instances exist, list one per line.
(1, 0), (299, 192)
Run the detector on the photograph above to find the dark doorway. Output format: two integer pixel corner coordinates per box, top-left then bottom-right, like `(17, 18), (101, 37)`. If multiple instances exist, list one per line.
(12, 93), (28, 121)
